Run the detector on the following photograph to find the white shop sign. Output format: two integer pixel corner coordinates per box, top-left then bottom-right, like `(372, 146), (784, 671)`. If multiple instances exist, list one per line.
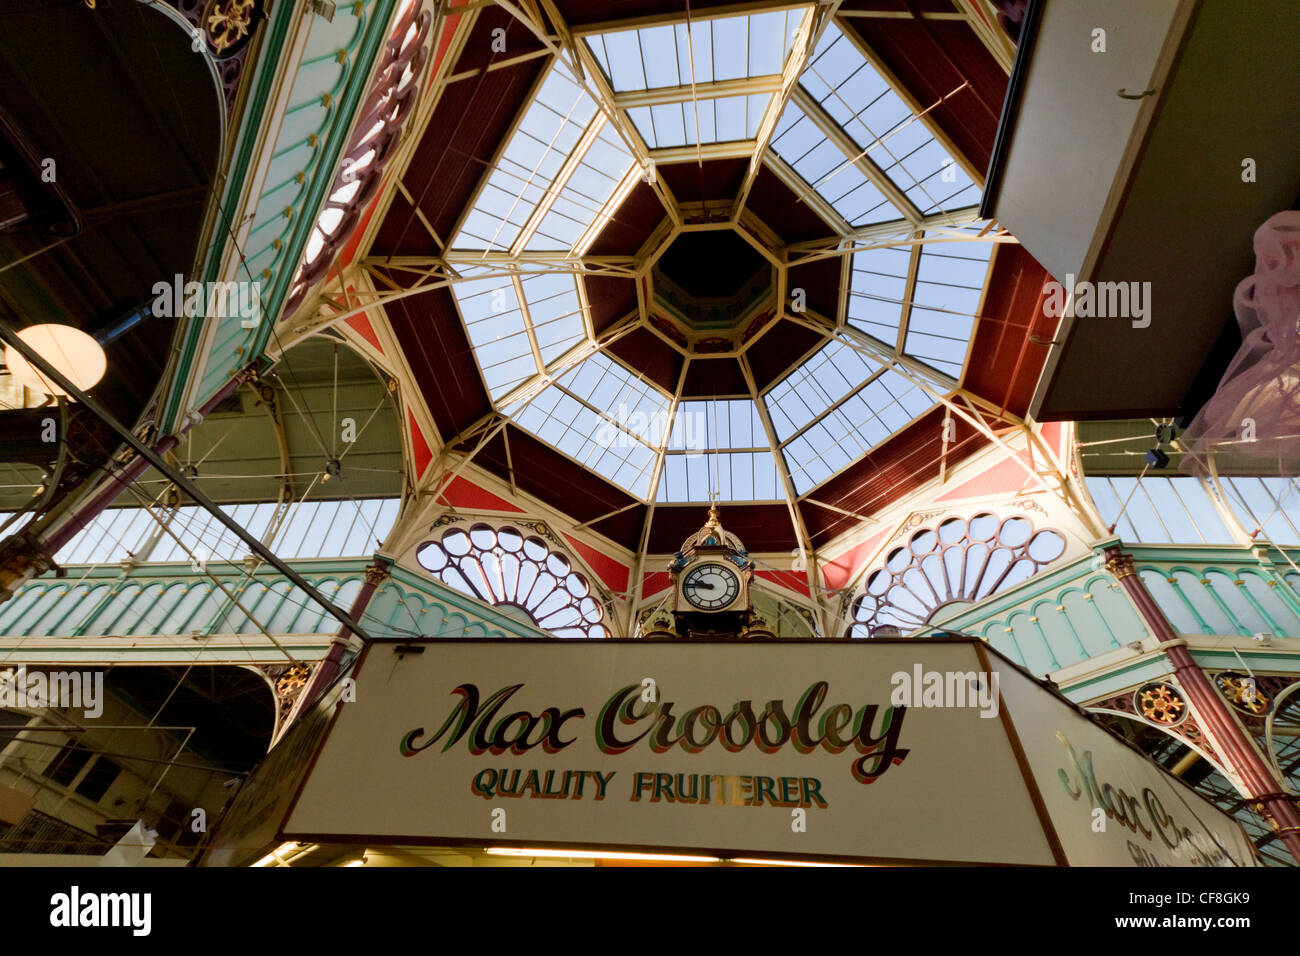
(259, 639), (1256, 866)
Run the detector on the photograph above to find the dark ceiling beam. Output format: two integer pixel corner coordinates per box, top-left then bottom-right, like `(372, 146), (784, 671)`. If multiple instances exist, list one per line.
(79, 185), (211, 222)
(91, 5), (207, 186)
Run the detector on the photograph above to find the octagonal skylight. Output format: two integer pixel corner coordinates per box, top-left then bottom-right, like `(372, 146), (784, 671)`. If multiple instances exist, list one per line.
(418, 5), (1008, 510)
(657, 399), (781, 503)
(794, 21), (980, 217)
(847, 219), (996, 379)
(505, 352), (669, 499)
(450, 266), (588, 401)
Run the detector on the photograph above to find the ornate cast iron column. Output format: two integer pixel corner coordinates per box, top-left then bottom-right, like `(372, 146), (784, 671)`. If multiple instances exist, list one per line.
(275, 557), (392, 743)
(1103, 544), (1300, 863)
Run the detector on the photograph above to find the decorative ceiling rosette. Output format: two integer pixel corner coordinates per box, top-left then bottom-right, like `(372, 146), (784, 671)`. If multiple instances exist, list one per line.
(1134, 681), (1188, 726)
(1215, 671), (1272, 716)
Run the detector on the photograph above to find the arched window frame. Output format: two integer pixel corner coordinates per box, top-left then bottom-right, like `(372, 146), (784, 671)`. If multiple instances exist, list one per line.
(415, 521), (612, 639)
(847, 510), (1067, 637)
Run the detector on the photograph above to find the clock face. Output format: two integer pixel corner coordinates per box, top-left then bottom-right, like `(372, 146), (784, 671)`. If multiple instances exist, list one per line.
(681, 562), (741, 611)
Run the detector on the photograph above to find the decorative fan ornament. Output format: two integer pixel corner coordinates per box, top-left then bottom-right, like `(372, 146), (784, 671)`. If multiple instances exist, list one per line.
(1215, 671), (1271, 715)
(416, 524), (609, 638)
(275, 664), (311, 699)
(847, 512), (1066, 637)
(1134, 682), (1187, 725)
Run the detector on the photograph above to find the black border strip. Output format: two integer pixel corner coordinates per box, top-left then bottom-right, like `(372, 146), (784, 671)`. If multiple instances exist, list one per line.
(979, 0), (1046, 221)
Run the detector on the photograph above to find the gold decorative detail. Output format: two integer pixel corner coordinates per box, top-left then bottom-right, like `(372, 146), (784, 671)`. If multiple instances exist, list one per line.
(282, 206), (294, 219)
(1250, 802), (1285, 832)
(273, 664), (311, 701)
(272, 238), (282, 250)
(1137, 683), (1185, 724)
(1215, 672), (1270, 715)
(206, 0), (258, 55)
(321, 92), (333, 108)
(705, 503), (722, 531)
(363, 563), (390, 586)
(294, 171), (305, 184)
(1104, 552), (1135, 579)
(336, 49), (348, 64)
(307, 134), (319, 148)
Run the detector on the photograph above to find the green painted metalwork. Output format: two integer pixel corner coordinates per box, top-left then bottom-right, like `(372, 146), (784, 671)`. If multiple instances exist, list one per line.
(1052, 657), (1179, 703)
(941, 554), (1144, 674)
(0, 558), (547, 642)
(936, 542), (1300, 689)
(1130, 544), (1300, 639)
(163, 0), (397, 432)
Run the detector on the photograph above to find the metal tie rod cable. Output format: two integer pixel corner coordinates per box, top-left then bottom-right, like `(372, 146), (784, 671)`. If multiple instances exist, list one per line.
(0, 320), (373, 640)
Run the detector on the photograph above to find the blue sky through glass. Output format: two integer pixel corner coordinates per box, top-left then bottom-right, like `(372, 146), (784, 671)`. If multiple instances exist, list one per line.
(507, 352), (668, 498)
(584, 10), (804, 92)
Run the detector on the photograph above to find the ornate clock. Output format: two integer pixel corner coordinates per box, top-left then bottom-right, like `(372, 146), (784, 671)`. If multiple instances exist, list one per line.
(644, 505), (774, 640)
(681, 562), (742, 611)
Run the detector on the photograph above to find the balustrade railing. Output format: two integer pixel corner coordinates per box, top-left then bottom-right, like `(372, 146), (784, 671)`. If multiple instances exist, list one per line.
(935, 543), (1300, 679)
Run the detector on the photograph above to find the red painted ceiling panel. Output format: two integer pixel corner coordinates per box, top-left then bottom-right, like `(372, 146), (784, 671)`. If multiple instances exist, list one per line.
(584, 274), (638, 333)
(659, 158), (749, 204)
(606, 326), (682, 394)
(681, 356), (749, 398)
(563, 531), (631, 594)
(744, 166), (838, 244)
(962, 243), (1055, 418)
(386, 287), (491, 439)
(589, 505), (647, 553)
(647, 503), (797, 554)
(587, 181), (666, 256)
(787, 257), (842, 323)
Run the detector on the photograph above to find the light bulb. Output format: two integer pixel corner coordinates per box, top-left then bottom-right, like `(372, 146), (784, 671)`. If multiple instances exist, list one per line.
(4, 324), (107, 396)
